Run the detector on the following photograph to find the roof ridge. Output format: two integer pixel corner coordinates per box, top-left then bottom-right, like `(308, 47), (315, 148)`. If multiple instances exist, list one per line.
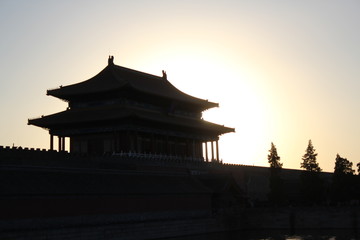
(46, 61), (218, 110)
(112, 64), (163, 81)
(108, 55), (163, 81)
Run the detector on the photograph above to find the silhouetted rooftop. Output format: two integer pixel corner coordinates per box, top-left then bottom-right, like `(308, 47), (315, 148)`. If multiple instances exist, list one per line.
(28, 104), (234, 135)
(47, 58), (218, 110)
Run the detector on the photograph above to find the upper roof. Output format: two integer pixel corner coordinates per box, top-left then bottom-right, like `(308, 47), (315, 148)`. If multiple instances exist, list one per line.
(47, 56), (218, 110)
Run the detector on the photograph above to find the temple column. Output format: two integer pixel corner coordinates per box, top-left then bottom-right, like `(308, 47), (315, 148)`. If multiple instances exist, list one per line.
(126, 131), (131, 152)
(196, 140), (200, 159)
(196, 140), (200, 158)
(112, 131), (117, 152)
(135, 132), (140, 153)
(211, 141), (214, 162)
(216, 140), (219, 162)
(165, 136), (170, 155)
(205, 142), (208, 162)
(62, 137), (65, 151)
(134, 132), (138, 153)
(58, 136), (61, 151)
(50, 134), (54, 151)
(129, 131), (135, 152)
(174, 137), (178, 156)
(151, 134), (156, 154)
(116, 131), (120, 152)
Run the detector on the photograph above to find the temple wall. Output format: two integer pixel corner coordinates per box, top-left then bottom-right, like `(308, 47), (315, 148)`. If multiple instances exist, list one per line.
(1, 217), (228, 240)
(1, 195), (211, 220)
(1, 207), (360, 239)
(1, 144), (353, 240)
(0, 145), (333, 205)
(240, 207), (360, 230)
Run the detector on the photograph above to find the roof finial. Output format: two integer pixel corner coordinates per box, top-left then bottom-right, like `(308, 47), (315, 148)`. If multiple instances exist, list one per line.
(162, 70), (167, 80)
(108, 55), (114, 65)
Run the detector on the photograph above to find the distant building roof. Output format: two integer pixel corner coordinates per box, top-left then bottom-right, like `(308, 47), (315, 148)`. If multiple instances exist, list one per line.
(47, 57), (218, 110)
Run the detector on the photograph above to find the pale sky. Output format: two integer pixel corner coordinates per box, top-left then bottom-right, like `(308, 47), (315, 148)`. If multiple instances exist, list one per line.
(1, 0), (359, 172)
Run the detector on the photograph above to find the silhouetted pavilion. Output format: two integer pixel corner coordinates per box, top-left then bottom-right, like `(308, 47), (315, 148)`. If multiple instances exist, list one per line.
(28, 56), (234, 162)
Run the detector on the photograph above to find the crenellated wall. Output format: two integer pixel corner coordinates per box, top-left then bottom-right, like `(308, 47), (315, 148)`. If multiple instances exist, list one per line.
(0, 144), (349, 240)
(0, 144), (333, 205)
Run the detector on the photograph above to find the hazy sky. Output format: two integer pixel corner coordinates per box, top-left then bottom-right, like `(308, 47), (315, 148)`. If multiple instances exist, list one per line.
(1, 0), (359, 172)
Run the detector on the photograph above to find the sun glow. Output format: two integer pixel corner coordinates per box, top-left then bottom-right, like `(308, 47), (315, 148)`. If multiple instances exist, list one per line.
(137, 50), (270, 166)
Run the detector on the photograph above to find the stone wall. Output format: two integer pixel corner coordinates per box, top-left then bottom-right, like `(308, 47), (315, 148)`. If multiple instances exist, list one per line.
(1, 144), (352, 240)
(0, 144), (336, 207)
(241, 207), (360, 230)
(0, 217), (227, 240)
(1, 207), (359, 240)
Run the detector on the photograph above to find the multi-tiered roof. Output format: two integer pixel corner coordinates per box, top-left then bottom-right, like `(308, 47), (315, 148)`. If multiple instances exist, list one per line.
(29, 56), (234, 160)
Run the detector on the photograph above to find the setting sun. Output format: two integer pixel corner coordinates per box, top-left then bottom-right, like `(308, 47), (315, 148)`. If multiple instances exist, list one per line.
(134, 49), (270, 166)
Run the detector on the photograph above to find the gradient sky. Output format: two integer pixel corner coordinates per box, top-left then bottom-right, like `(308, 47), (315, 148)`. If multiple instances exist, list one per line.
(0, 0), (359, 172)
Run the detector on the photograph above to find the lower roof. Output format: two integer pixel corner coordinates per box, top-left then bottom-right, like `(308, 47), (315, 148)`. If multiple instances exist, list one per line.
(28, 105), (235, 137)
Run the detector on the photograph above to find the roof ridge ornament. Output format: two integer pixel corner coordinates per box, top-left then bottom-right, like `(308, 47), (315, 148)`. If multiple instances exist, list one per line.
(162, 70), (167, 80)
(108, 55), (114, 65)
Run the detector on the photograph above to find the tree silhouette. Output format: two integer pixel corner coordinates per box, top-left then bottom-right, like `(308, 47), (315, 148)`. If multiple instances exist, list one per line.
(300, 140), (321, 172)
(299, 140), (323, 204)
(331, 154), (355, 203)
(357, 162), (360, 200)
(334, 154), (354, 175)
(267, 143), (285, 205)
(268, 142), (283, 168)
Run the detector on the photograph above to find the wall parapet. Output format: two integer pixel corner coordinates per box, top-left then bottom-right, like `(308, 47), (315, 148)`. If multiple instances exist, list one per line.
(0, 145), (250, 170)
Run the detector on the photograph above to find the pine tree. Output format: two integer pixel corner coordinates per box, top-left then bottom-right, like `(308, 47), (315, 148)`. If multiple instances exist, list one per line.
(267, 142), (285, 205)
(300, 140), (321, 172)
(299, 140), (323, 204)
(334, 154), (354, 175)
(268, 142), (283, 168)
(332, 154), (355, 202)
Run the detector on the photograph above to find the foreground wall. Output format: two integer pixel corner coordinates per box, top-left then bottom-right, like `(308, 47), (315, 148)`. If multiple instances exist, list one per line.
(1, 145), (355, 240)
(1, 217), (227, 240)
(241, 207), (360, 230)
(1, 207), (360, 240)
